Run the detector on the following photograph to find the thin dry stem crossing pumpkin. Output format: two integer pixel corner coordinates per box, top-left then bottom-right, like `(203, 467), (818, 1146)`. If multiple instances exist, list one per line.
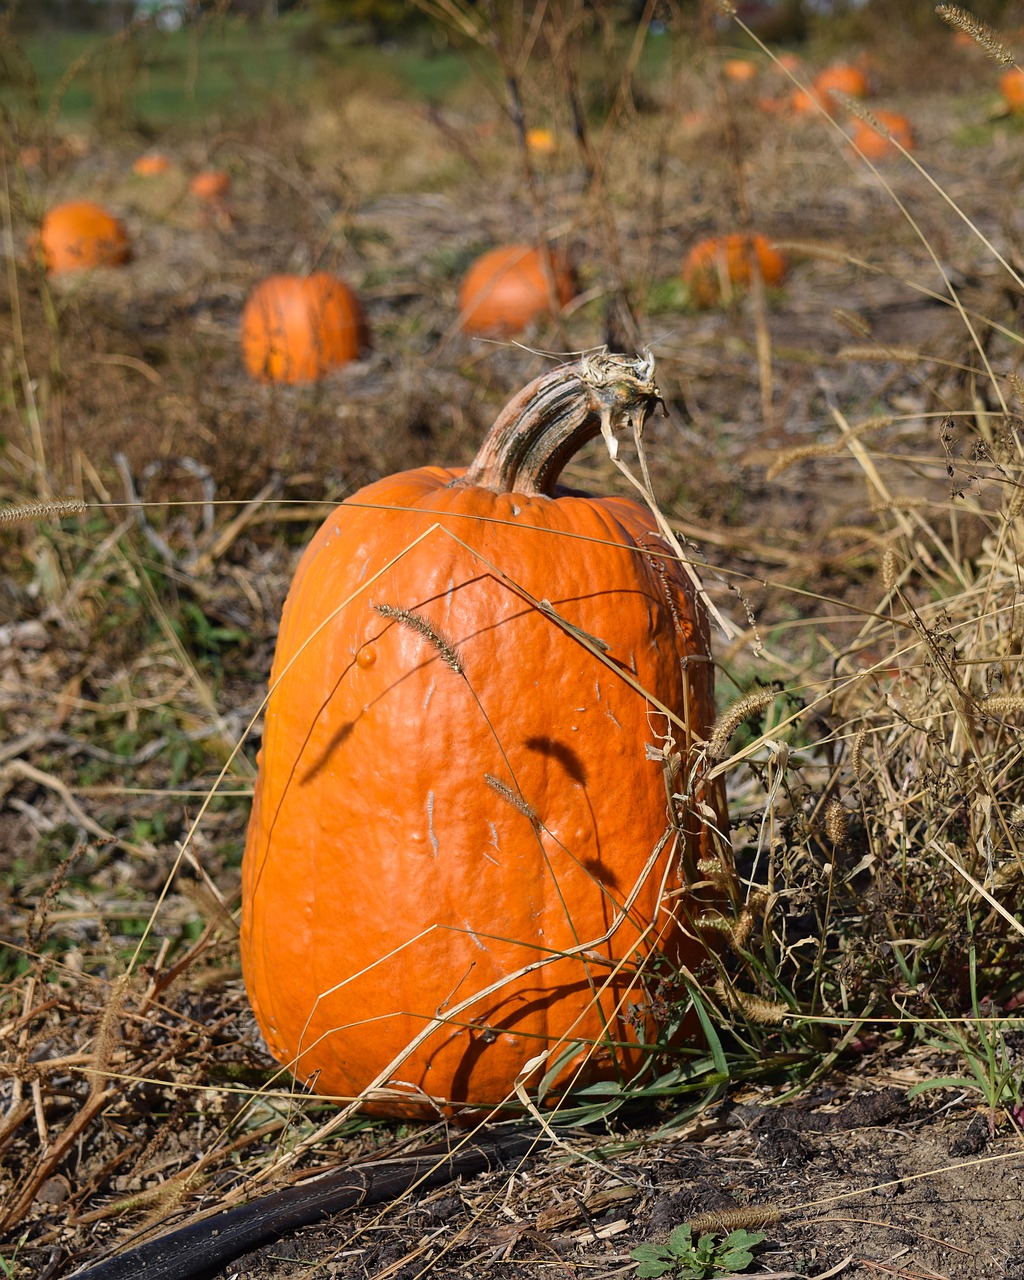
(850, 110), (914, 161)
(682, 233), (787, 308)
(240, 354), (733, 1119)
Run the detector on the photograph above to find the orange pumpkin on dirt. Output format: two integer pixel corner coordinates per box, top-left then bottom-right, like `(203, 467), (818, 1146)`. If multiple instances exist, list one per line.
(240, 353), (734, 1119)
(240, 273), (369, 384)
(850, 110), (914, 160)
(458, 244), (576, 337)
(132, 152), (171, 177)
(682, 233), (788, 307)
(1000, 68), (1024, 112)
(190, 169), (232, 199)
(34, 201), (131, 274)
(813, 64), (869, 111)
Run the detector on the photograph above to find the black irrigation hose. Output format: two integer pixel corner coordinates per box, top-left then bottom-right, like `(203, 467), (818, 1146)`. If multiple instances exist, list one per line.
(70, 1129), (546, 1280)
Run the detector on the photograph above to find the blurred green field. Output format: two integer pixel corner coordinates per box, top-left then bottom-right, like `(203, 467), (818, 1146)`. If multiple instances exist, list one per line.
(1, 13), (475, 130)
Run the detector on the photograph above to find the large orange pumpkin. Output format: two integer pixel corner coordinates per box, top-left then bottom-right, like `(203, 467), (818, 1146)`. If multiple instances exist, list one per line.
(240, 353), (733, 1120)
(850, 110), (914, 161)
(458, 244), (576, 337)
(240, 273), (369, 384)
(682, 233), (787, 308)
(35, 201), (130, 274)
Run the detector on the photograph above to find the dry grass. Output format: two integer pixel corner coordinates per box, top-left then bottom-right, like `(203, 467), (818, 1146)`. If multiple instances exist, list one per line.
(1, 2), (1024, 1277)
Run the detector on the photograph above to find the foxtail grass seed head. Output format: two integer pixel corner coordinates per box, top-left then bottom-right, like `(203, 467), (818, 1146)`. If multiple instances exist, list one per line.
(832, 307), (872, 339)
(708, 687), (780, 760)
(0, 498), (86, 527)
(851, 729), (867, 776)
(373, 603), (463, 675)
(712, 0), (737, 15)
(484, 773), (537, 821)
(766, 442), (842, 481)
(882, 547), (899, 592)
(825, 799), (849, 847)
(688, 1207), (782, 1234)
(936, 5), (1015, 64)
(981, 695), (1024, 719)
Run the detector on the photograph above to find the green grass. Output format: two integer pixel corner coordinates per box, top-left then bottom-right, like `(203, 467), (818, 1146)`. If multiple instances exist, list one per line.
(1, 15), (474, 132)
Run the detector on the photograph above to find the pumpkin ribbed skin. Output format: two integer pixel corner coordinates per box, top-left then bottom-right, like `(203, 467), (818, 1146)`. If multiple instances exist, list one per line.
(37, 201), (130, 274)
(458, 245), (575, 337)
(241, 273), (368, 384)
(682, 233), (787, 308)
(240, 356), (731, 1119)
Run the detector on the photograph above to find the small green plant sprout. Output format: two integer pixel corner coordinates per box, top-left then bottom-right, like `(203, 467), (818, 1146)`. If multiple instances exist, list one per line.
(630, 1224), (766, 1279)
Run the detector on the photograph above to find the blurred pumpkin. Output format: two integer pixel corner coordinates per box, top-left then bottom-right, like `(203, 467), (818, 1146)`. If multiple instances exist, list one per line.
(789, 86), (821, 115)
(1000, 68), (1024, 112)
(813, 64), (869, 111)
(850, 110), (914, 160)
(35, 200), (130, 274)
(458, 244), (575, 337)
(239, 352), (734, 1119)
(723, 58), (758, 83)
(241, 273), (369, 384)
(682, 233), (787, 308)
(133, 152), (171, 177)
(526, 127), (557, 155)
(190, 169), (232, 199)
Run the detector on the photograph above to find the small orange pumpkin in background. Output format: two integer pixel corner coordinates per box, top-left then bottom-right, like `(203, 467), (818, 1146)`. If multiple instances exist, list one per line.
(240, 352), (734, 1119)
(34, 200), (131, 274)
(190, 169), (231, 200)
(1000, 68), (1024, 112)
(788, 86), (822, 115)
(133, 152), (171, 177)
(459, 244), (576, 337)
(682, 233), (787, 308)
(723, 58), (758, 83)
(240, 272), (369, 384)
(850, 110), (914, 160)
(813, 64), (869, 112)
(525, 127), (557, 155)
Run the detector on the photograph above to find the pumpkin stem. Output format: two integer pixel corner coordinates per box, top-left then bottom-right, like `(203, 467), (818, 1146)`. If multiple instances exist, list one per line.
(459, 352), (662, 497)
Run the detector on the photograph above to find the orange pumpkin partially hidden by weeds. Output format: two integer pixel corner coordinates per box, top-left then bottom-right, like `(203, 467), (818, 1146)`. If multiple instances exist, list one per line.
(682, 233), (787, 308)
(35, 200), (131, 274)
(850, 110), (914, 160)
(723, 58), (758, 83)
(190, 169), (232, 200)
(240, 353), (734, 1120)
(459, 244), (575, 337)
(241, 273), (369, 384)
(813, 64), (869, 112)
(1000, 68), (1024, 112)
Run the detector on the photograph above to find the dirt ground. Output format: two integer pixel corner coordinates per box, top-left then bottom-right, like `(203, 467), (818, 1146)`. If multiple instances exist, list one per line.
(3, 15), (1024, 1280)
(211, 1080), (1024, 1280)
